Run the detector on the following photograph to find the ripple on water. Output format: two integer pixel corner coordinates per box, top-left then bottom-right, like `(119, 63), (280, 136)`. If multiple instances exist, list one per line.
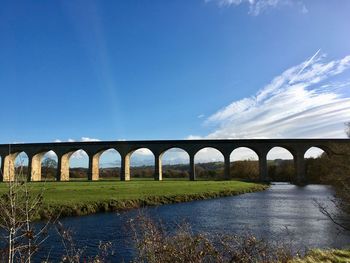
(35, 184), (350, 262)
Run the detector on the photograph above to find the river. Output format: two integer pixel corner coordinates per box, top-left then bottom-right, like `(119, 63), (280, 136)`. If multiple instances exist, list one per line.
(35, 183), (350, 262)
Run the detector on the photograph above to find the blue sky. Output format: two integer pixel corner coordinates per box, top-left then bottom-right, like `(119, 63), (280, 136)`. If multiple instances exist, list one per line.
(1, 0), (350, 165)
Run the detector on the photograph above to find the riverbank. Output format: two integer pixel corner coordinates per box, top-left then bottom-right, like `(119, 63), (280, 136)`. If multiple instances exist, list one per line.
(292, 248), (350, 262)
(0, 179), (268, 219)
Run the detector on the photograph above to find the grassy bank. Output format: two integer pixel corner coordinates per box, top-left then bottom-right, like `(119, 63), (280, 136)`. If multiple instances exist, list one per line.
(291, 249), (350, 263)
(0, 179), (268, 219)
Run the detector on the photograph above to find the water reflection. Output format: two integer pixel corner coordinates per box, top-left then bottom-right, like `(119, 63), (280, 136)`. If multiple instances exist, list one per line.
(35, 183), (350, 262)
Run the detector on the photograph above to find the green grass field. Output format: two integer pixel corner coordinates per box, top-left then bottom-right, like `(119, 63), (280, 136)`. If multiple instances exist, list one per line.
(0, 179), (265, 205)
(0, 179), (268, 219)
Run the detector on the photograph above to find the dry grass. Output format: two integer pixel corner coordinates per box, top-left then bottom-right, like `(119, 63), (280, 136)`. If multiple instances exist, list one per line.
(129, 214), (295, 263)
(291, 249), (350, 263)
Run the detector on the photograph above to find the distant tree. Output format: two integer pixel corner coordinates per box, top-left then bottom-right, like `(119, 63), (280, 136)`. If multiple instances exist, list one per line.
(42, 158), (57, 179)
(267, 160), (295, 182)
(231, 160), (259, 180)
(42, 158), (57, 169)
(316, 122), (350, 231)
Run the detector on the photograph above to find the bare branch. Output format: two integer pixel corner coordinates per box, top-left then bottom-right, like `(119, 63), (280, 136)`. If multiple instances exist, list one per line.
(314, 199), (350, 232)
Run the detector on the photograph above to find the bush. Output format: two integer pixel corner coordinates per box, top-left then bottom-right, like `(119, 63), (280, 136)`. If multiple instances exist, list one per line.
(129, 214), (294, 263)
(231, 160), (259, 180)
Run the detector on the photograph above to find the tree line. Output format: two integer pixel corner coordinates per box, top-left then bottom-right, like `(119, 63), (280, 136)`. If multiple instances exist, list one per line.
(36, 156), (330, 183)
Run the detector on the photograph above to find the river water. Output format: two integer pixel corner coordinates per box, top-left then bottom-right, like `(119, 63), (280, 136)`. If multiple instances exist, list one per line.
(35, 183), (350, 262)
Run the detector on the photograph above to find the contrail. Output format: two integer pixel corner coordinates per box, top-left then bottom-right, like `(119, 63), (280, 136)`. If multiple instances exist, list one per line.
(289, 49), (321, 84)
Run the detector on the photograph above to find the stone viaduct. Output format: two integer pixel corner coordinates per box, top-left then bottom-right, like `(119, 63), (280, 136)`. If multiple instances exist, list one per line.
(0, 139), (349, 184)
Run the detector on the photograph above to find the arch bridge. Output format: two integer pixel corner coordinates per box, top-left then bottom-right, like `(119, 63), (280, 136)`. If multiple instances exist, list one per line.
(0, 139), (348, 184)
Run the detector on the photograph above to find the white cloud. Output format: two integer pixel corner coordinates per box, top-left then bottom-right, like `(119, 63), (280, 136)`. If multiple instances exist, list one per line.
(81, 137), (101, 142)
(71, 150), (88, 159)
(103, 148), (120, 154)
(207, 0), (307, 16)
(195, 148), (224, 163)
(186, 135), (204, 140)
(130, 148), (154, 166)
(231, 147), (259, 161)
(304, 147), (324, 158)
(132, 148), (153, 156)
(162, 148), (190, 165)
(54, 137), (101, 143)
(44, 150), (58, 159)
(182, 52), (350, 161)
(14, 152), (28, 166)
(206, 52), (350, 140)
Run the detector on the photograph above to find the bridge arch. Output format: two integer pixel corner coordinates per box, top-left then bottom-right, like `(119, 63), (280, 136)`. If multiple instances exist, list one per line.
(31, 150), (58, 181)
(60, 149), (89, 181)
(304, 146), (328, 183)
(267, 147), (295, 182)
(15, 151), (29, 179)
(97, 148), (121, 180)
(305, 145), (330, 156)
(160, 147), (190, 179)
(160, 146), (189, 157)
(125, 148), (155, 180)
(230, 147), (259, 180)
(194, 147), (224, 180)
(194, 146), (225, 158)
(2, 151), (30, 181)
(304, 146), (327, 159)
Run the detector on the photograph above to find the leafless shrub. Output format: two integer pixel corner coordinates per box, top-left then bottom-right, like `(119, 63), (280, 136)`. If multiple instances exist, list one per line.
(315, 125), (350, 232)
(129, 213), (295, 263)
(0, 149), (116, 262)
(309, 123), (350, 232)
(315, 199), (350, 232)
(0, 153), (52, 263)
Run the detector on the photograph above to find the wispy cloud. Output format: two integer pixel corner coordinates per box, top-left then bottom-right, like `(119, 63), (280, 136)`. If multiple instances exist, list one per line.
(205, 52), (350, 139)
(207, 0), (308, 16)
(183, 52), (350, 161)
(289, 49), (321, 85)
